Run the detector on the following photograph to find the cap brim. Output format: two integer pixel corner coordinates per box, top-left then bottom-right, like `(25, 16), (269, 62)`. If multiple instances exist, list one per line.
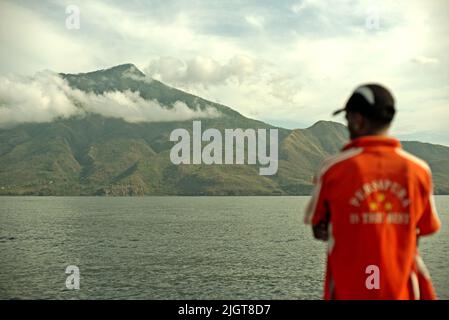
(332, 108), (345, 116)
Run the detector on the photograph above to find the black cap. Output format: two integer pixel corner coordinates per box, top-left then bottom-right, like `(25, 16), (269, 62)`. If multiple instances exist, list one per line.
(333, 84), (396, 124)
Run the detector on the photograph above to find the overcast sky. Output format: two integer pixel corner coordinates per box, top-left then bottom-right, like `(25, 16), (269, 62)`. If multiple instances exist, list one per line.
(1, 0), (448, 145)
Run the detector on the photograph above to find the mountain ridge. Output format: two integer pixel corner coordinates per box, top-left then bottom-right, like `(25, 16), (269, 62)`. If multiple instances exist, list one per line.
(0, 64), (448, 195)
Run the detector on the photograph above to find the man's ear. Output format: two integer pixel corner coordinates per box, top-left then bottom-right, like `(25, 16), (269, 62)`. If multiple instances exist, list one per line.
(352, 113), (364, 131)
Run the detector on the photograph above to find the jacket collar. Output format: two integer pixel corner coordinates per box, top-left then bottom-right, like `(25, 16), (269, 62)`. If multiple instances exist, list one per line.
(343, 135), (401, 151)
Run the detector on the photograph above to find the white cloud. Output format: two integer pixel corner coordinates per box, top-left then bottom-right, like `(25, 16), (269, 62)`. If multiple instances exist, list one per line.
(0, 72), (80, 127)
(122, 67), (154, 84)
(0, 72), (220, 128)
(291, 3), (307, 14)
(291, 0), (321, 14)
(145, 55), (260, 88)
(75, 90), (220, 123)
(412, 56), (439, 65)
(0, 1), (101, 75)
(245, 15), (265, 29)
(73, 0), (247, 63)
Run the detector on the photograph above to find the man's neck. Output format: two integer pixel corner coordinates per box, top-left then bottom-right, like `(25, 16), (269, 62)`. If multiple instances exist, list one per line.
(351, 131), (390, 140)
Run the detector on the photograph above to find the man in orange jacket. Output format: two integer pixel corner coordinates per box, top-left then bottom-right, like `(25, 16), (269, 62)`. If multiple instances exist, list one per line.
(304, 84), (441, 300)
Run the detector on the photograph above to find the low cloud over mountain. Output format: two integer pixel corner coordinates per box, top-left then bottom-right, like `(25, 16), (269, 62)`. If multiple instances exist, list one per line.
(0, 67), (220, 128)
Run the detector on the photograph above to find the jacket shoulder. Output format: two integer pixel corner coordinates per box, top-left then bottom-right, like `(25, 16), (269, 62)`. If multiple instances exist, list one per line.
(317, 147), (364, 180)
(394, 148), (431, 174)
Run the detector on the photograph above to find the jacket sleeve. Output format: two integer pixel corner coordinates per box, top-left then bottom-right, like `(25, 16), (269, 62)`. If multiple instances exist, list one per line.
(304, 171), (330, 226)
(417, 171), (441, 236)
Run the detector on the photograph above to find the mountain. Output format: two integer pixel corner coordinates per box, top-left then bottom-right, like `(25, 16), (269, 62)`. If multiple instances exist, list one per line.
(0, 64), (448, 195)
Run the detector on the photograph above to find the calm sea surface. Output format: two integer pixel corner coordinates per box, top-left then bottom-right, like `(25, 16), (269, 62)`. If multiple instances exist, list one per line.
(0, 196), (448, 300)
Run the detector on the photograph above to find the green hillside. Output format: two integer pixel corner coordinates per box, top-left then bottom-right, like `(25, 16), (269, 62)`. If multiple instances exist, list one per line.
(0, 64), (447, 195)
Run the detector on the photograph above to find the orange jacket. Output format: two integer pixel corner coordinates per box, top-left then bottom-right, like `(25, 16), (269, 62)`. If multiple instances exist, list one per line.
(304, 136), (441, 300)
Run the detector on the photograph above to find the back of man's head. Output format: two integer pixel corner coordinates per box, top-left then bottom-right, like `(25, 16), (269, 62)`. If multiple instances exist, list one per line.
(334, 84), (396, 136)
